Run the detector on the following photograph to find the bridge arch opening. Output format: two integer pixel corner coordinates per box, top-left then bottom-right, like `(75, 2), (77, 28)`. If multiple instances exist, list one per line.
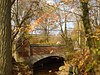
(33, 56), (65, 75)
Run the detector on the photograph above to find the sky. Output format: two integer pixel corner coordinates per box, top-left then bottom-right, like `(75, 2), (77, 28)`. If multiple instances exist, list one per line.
(46, 0), (60, 5)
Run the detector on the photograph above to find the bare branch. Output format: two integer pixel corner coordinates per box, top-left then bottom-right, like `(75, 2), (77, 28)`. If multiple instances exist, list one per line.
(11, 0), (16, 6)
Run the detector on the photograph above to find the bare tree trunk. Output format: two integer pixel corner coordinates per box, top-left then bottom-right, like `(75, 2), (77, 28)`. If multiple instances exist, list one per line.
(80, 1), (93, 49)
(0, 0), (12, 75)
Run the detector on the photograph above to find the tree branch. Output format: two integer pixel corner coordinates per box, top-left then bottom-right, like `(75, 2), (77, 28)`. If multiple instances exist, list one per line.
(11, 0), (16, 6)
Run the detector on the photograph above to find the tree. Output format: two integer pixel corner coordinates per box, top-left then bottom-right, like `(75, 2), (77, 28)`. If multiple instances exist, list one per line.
(11, 0), (41, 41)
(59, 0), (96, 49)
(0, 0), (12, 75)
(34, 13), (58, 43)
(11, 0), (43, 61)
(31, 2), (59, 43)
(80, 0), (93, 49)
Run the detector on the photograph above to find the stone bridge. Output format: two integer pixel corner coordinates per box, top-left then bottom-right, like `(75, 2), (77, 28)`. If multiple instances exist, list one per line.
(14, 43), (67, 66)
(29, 44), (67, 65)
(14, 36), (67, 66)
(13, 37), (68, 74)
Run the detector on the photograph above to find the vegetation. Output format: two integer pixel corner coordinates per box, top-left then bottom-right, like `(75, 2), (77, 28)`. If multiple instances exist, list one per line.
(0, 0), (100, 75)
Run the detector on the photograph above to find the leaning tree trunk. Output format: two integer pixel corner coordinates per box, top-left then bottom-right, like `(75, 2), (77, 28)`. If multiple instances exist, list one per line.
(0, 0), (12, 75)
(80, 0), (93, 49)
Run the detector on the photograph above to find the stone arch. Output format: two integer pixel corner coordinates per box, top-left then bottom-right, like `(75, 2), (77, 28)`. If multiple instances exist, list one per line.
(33, 56), (65, 74)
